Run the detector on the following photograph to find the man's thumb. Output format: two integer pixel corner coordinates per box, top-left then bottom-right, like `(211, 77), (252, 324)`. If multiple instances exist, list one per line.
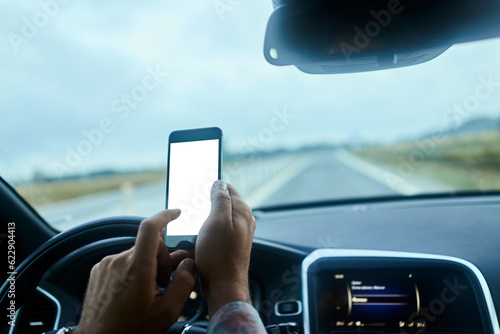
(210, 180), (231, 213)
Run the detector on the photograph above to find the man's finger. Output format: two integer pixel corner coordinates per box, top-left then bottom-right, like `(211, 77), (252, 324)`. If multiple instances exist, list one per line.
(134, 209), (181, 263)
(160, 259), (196, 320)
(156, 238), (172, 287)
(170, 249), (195, 266)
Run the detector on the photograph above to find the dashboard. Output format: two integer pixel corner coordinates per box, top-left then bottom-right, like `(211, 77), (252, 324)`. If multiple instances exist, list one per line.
(7, 194), (500, 334)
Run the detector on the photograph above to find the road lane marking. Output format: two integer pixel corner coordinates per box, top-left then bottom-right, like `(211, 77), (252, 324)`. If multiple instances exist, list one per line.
(333, 149), (422, 195)
(246, 153), (317, 207)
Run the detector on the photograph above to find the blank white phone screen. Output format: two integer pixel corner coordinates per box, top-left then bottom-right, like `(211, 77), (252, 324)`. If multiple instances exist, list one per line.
(167, 139), (219, 236)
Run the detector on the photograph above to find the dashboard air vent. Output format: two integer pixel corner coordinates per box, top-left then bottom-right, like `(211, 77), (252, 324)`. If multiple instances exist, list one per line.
(12, 288), (58, 334)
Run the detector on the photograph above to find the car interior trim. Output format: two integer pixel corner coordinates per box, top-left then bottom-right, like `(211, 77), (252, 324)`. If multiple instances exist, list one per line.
(274, 300), (303, 317)
(8, 286), (61, 334)
(37, 286), (62, 331)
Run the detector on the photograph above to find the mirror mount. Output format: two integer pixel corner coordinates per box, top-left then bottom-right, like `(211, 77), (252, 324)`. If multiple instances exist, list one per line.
(264, 0), (500, 74)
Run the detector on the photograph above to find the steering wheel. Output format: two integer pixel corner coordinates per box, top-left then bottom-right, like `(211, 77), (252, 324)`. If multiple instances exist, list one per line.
(0, 215), (213, 333)
(0, 216), (144, 333)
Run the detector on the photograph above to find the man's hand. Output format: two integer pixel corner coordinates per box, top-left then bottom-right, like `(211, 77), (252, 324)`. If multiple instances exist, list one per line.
(196, 181), (256, 317)
(75, 210), (196, 334)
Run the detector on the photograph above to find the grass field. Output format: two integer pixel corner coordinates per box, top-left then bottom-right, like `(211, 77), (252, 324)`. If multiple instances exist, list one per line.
(353, 131), (500, 191)
(15, 171), (166, 206)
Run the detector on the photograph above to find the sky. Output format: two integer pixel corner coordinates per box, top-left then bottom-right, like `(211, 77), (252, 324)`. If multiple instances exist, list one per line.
(0, 0), (499, 182)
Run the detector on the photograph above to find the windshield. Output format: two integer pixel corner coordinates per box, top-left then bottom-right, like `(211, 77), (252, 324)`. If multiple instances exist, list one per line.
(1, 1), (499, 230)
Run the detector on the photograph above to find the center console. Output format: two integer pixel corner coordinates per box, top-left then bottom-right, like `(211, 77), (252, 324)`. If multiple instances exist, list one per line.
(302, 250), (499, 334)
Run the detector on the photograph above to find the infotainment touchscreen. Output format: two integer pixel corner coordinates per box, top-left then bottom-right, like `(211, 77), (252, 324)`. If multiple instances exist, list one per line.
(305, 252), (492, 334)
(315, 271), (423, 331)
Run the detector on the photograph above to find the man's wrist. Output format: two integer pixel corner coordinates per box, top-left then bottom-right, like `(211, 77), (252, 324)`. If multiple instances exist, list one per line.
(205, 281), (250, 317)
(207, 302), (267, 334)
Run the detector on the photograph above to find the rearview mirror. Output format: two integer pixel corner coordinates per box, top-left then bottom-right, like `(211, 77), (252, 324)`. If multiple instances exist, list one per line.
(264, 0), (500, 74)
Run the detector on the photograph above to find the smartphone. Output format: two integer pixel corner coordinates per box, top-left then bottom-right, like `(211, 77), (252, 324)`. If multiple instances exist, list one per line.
(165, 127), (223, 249)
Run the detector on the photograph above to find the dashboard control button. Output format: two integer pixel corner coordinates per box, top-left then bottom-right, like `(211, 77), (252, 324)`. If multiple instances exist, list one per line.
(275, 300), (302, 316)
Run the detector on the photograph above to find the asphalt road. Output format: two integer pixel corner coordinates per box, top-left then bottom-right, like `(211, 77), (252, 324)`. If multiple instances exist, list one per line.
(261, 152), (398, 208)
(37, 150), (431, 230)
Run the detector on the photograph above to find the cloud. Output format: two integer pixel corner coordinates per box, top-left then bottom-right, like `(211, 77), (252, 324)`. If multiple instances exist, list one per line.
(0, 0), (499, 181)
